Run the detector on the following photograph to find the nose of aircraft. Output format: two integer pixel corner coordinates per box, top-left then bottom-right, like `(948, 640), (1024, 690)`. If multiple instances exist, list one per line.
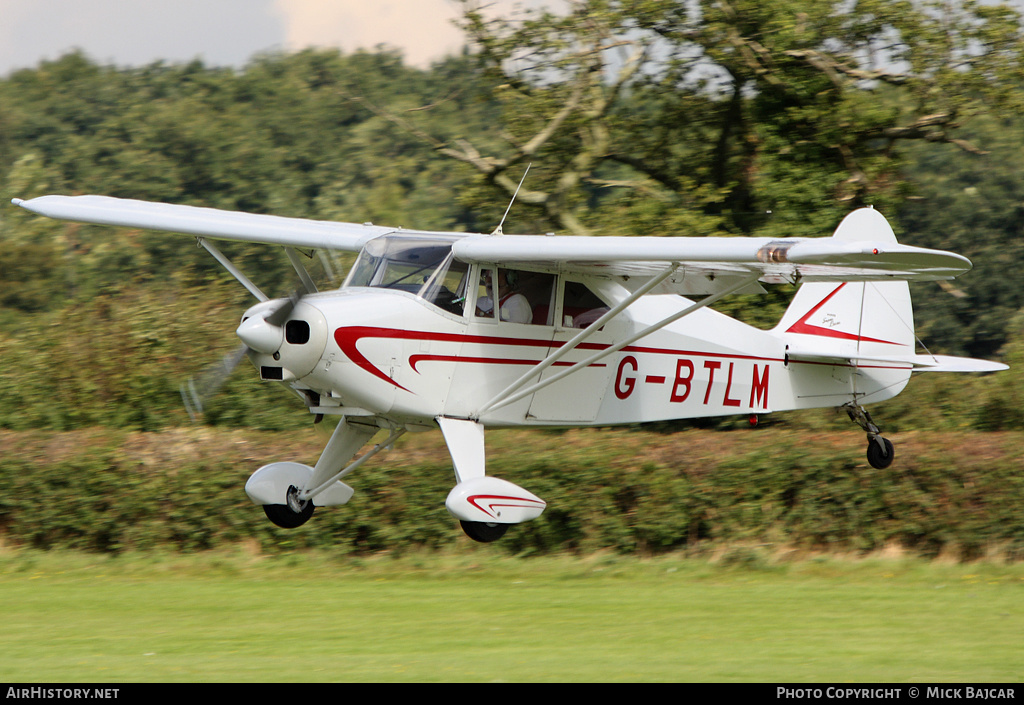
(237, 297), (329, 382)
(236, 314), (283, 354)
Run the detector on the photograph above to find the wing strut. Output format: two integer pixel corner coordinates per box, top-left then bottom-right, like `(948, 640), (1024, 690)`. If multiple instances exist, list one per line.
(475, 270), (762, 417)
(197, 237), (268, 302)
(475, 263), (680, 416)
(285, 247), (319, 295)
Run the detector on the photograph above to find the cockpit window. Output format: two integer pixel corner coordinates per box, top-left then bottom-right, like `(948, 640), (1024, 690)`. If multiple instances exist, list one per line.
(419, 254), (470, 315)
(344, 235), (469, 315)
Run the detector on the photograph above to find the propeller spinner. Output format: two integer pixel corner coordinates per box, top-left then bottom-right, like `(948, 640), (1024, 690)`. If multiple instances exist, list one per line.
(182, 293), (328, 420)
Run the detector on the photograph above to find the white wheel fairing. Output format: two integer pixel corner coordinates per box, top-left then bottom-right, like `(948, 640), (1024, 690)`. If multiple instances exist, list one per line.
(245, 461), (354, 507)
(445, 477), (546, 524)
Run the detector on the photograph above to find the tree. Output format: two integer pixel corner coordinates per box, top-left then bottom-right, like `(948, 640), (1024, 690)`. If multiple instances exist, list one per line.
(434, 0), (1024, 240)
(0, 49), (502, 303)
(896, 112), (1024, 358)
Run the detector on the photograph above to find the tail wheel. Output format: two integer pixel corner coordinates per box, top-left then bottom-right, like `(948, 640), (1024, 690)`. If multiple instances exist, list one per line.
(460, 520), (509, 543)
(866, 437), (895, 469)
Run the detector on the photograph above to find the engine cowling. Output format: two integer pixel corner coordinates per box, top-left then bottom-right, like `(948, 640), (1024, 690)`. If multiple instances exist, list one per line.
(237, 299), (328, 383)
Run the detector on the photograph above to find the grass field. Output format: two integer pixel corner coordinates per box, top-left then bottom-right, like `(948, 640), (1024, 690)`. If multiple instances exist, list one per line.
(1, 548), (1021, 682)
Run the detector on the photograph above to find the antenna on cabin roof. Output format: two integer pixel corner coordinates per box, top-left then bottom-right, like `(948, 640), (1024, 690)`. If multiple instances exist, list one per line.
(491, 163), (532, 236)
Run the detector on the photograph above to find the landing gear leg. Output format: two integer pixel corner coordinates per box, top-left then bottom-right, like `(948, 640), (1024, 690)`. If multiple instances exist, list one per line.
(844, 402), (895, 469)
(439, 417), (546, 542)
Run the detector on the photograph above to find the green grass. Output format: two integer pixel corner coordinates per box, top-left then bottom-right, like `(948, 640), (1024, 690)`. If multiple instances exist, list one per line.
(1, 548), (1022, 682)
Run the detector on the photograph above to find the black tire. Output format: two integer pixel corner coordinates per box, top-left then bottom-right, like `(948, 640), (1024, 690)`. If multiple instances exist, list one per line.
(460, 520), (509, 543)
(866, 437), (895, 469)
(263, 501), (314, 528)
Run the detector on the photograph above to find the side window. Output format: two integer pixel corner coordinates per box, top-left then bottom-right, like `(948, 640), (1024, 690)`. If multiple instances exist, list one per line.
(561, 280), (610, 329)
(475, 268), (555, 325)
(517, 271), (556, 325)
(474, 267), (497, 320)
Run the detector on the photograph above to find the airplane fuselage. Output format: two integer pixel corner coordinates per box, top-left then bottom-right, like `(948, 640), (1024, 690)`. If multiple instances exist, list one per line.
(247, 281), (912, 429)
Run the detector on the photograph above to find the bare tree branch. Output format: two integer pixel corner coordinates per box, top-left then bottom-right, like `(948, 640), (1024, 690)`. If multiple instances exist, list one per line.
(785, 49), (913, 87)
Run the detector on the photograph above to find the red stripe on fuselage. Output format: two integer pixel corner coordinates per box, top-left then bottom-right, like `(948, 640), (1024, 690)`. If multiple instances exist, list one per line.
(409, 354), (606, 373)
(334, 326), (788, 392)
(334, 326), (609, 389)
(332, 325), (900, 395)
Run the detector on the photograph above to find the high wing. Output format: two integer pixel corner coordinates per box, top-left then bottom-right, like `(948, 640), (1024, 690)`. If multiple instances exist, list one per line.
(12, 195), (463, 252)
(14, 196), (972, 297)
(451, 232), (972, 296)
(451, 206), (971, 295)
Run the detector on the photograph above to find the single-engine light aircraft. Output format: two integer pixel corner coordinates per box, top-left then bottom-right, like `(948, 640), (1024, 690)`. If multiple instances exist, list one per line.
(13, 195), (1007, 542)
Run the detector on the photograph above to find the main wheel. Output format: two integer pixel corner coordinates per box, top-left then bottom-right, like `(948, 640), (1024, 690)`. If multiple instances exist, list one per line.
(460, 520), (509, 543)
(263, 502), (314, 528)
(263, 486), (314, 528)
(866, 437), (895, 469)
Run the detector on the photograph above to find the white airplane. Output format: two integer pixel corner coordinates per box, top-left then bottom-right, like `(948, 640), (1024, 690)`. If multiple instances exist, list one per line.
(13, 194), (1007, 542)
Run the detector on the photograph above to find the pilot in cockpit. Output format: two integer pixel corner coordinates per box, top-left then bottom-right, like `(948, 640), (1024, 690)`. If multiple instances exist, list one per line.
(476, 268), (532, 324)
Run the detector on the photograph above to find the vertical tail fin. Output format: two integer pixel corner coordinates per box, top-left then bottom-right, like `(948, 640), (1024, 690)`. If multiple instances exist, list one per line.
(776, 208), (915, 355)
(775, 208), (915, 404)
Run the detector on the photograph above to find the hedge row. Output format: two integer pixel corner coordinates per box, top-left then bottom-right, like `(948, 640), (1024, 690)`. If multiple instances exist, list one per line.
(0, 427), (1021, 559)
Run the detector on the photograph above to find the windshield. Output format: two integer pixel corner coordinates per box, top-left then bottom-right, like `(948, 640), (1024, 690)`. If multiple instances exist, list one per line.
(344, 235), (469, 315)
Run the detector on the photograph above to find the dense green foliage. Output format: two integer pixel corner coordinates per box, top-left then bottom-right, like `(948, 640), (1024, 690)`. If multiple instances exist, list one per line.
(0, 49), (496, 300)
(1, 427), (1021, 559)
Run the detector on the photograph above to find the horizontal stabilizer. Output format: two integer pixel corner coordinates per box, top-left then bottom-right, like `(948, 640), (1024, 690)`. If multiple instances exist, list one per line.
(901, 355), (1009, 373)
(787, 347), (1008, 372)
